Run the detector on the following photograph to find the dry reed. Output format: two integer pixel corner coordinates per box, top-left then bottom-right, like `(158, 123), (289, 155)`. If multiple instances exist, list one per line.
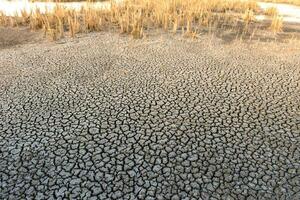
(269, 14), (283, 33)
(0, 0), (262, 40)
(264, 7), (278, 16)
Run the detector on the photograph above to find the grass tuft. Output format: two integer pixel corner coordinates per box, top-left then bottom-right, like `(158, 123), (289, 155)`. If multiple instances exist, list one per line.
(264, 7), (278, 16)
(270, 14), (283, 33)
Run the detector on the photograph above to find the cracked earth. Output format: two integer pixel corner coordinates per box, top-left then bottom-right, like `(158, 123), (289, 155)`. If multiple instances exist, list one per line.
(0, 32), (300, 199)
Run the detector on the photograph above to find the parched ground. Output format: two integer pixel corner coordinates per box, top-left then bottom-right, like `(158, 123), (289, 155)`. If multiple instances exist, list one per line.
(0, 31), (300, 199)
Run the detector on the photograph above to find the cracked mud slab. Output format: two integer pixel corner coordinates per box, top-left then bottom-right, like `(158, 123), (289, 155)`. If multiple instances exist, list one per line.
(0, 32), (300, 199)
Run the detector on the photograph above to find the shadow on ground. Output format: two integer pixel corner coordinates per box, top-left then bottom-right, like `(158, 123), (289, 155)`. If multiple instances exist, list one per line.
(0, 27), (42, 50)
(215, 20), (300, 44)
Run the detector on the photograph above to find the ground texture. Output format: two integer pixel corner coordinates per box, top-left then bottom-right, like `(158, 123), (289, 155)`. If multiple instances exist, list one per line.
(0, 32), (300, 199)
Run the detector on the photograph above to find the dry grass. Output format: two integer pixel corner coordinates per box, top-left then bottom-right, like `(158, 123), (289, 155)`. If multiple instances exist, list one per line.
(269, 14), (283, 33)
(30, 0), (104, 2)
(264, 6), (282, 34)
(264, 7), (278, 16)
(68, 11), (80, 36)
(0, 0), (264, 40)
(243, 9), (255, 24)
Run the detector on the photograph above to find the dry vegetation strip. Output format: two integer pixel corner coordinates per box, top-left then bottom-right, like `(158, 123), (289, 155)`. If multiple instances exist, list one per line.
(30, 0), (105, 2)
(0, 0), (284, 40)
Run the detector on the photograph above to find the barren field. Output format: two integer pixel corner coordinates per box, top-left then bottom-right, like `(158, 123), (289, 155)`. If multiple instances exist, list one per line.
(0, 30), (299, 199)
